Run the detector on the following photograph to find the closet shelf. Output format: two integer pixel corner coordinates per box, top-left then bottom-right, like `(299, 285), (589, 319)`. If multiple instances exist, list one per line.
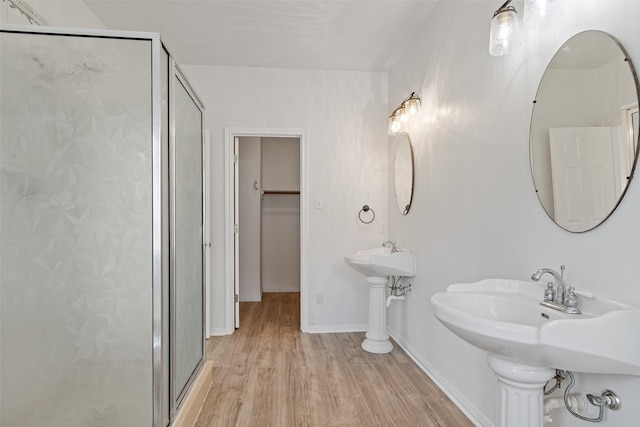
(261, 189), (300, 195)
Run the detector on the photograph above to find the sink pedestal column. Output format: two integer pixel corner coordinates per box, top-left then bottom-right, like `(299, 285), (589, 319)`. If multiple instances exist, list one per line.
(362, 276), (393, 354)
(487, 355), (555, 427)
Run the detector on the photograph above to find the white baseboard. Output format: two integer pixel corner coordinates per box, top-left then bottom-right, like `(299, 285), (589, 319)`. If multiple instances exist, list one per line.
(306, 324), (367, 334)
(387, 328), (491, 427)
(262, 287), (300, 293)
(208, 328), (228, 337)
(171, 361), (213, 427)
(239, 296), (262, 302)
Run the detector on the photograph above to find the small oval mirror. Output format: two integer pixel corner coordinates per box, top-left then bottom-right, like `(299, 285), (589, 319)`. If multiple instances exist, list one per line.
(530, 30), (640, 232)
(392, 133), (414, 215)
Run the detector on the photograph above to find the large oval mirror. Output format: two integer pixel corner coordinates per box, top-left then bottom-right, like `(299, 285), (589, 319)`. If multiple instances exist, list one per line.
(530, 30), (640, 232)
(392, 133), (414, 215)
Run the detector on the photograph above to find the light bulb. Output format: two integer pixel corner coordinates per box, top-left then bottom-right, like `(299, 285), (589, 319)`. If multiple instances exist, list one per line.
(389, 114), (401, 134)
(398, 105), (409, 123)
(489, 6), (521, 56)
(405, 97), (421, 116)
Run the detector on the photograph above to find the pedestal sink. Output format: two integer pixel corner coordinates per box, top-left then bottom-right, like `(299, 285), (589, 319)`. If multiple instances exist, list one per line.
(431, 278), (640, 427)
(344, 247), (415, 354)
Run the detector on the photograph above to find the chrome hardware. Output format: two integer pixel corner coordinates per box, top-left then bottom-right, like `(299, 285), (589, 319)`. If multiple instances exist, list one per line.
(563, 371), (619, 422)
(566, 287), (579, 309)
(382, 241), (398, 253)
(359, 205), (375, 224)
(532, 265), (581, 314)
(544, 282), (555, 302)
(388, 276), (411, 296)
(587, 390), (621, 411)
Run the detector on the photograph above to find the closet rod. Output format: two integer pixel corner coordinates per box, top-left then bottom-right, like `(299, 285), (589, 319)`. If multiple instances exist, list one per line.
(262, 190), (300, 195)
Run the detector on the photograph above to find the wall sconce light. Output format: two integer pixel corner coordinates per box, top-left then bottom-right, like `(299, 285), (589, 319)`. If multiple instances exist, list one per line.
(388, 92), (421, 135)
(489, 0), (555, 56)
(489, 0), (521, 56)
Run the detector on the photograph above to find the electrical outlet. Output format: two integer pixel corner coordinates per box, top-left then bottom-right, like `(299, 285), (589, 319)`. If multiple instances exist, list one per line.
(315, 197), (323, 209)
(315, 293), (324, 304)
(379, 222), (387, 233)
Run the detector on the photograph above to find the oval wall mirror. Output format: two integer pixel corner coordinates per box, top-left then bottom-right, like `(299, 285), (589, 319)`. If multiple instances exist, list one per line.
(392, 133), (414, 215)
(530, 30), (640, 232)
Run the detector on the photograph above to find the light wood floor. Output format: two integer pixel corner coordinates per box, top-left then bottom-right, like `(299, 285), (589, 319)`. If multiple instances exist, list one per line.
(194, 292), (473, 427)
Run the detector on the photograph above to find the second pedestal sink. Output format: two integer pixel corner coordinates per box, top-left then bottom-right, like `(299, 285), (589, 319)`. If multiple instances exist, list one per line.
(344, 246), (415, 354)
(431, 278), (640, 427)
(430, 278), (640, 375)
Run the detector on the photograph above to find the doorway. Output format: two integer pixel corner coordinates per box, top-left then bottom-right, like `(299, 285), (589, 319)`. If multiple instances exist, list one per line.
(224, 128), (308, 333)
(238, 136), (300, 302)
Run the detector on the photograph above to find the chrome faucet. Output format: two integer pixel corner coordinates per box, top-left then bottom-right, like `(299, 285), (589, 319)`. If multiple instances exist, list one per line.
(382, 241), (398, 253)
(532, 266), (566, 304)
(531, 265), (581, 314)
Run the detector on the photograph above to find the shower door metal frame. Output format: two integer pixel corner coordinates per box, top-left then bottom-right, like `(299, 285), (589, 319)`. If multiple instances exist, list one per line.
(168, 57), (207, 418)
(0, 25), (206, 427)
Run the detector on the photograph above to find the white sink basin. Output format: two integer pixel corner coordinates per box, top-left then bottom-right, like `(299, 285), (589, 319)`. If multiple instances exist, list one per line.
(431, 278), (640, 375)
(344, 247), (415, 277)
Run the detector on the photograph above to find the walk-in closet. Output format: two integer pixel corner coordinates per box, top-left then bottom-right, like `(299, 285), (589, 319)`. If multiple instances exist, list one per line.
(238, 137), (300, 302)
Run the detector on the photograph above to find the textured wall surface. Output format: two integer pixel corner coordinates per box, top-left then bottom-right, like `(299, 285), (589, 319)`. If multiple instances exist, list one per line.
(238, 136), (262, 301)
(387, 1), (640, 426)
(182, 65), (389, 333)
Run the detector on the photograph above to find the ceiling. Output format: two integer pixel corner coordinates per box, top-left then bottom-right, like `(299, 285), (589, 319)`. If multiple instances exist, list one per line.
(83, 0), (437, 71)
(549, 31), (625, 70)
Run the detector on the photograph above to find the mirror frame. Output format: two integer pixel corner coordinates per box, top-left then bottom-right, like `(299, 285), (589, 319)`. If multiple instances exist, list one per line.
(529, 30), (640, 232)
(392, 133), (415, 215)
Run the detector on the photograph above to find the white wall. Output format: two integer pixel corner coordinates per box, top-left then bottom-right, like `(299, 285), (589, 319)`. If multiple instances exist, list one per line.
(387, 1), (640, 426)
(181, 65), (389, 333)
(238, 137), (262, 302)
(17, 0), (106, 28)
(261, 137), (300, 191)
(597, 57), (637, 124)
(261, 137), (301, 293)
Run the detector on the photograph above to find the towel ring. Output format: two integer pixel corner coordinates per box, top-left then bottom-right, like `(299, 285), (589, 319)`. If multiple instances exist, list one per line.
(359, 205), (375, 224)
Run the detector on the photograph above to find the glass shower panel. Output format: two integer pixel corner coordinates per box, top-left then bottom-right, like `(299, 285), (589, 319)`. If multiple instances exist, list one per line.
(172, 76), (204, 403)
(0, 32), (153, 426)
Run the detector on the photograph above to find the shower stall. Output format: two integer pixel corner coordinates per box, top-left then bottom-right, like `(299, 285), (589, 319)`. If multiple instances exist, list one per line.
(0, 26), (205, 426)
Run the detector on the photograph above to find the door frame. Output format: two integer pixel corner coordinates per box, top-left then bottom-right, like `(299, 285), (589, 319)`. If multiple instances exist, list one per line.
(224, 127), (308, 333)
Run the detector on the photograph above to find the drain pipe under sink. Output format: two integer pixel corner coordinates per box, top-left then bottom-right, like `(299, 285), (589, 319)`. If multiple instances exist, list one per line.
(544, 393), (587, 423)
(386, 277), (412, 307)
(386, 295), (405, 307)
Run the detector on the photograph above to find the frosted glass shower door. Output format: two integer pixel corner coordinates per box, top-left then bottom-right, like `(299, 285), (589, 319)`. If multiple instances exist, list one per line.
(1, 31), (154, 426)
(171, 71), (205, 407)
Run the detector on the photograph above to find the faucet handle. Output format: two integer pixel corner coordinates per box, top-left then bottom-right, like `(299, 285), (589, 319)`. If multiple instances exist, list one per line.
(566, 286), (578, 308)
(544, 282), (556, 302)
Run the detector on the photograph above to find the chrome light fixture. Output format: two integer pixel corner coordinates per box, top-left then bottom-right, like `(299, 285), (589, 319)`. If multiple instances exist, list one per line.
(388, 92), (421, 135)
(489, 0), (521, 56)
(523, 0), (555, 28)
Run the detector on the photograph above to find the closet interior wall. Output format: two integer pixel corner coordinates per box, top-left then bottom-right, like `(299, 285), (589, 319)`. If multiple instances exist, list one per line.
(238, 137), (300, 302)
(261, 137), (300, 293)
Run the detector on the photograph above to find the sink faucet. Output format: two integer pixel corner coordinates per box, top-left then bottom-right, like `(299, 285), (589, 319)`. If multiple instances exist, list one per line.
(531, 265), (566, 304)
(382, 241), (398, 253)
(531, 265), (581, 314)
